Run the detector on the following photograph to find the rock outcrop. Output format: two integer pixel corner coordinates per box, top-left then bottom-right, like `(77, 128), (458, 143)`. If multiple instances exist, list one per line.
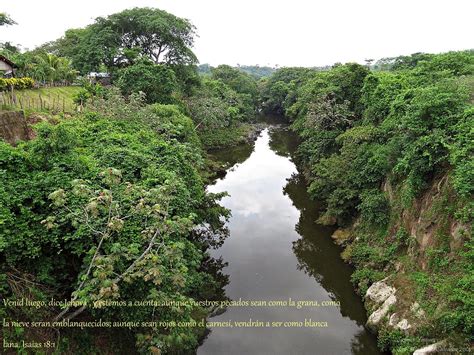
(413, 340), (447, 354)
(330, 228), (352, 246)
(364, 278), (426, 336)
(0, 111), (30, 145)
(365, 278), (397, 331)
(365, 278), (396, 305)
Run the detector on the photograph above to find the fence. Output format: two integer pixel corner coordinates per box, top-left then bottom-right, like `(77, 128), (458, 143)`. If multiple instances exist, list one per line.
(34, 82), (76, 89)
(0, 90), (77, 113)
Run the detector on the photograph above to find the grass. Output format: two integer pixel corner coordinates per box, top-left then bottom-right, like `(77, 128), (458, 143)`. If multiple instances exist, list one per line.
(0, 86), (82, 112)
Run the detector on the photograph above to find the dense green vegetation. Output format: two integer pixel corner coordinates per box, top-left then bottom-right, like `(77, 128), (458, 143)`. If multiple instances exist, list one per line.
(2, 4), (473, 354)
(184, 65), (259, 148)
(1, 8), (259, 147)
(262, 50), (474, 353)
(198, 64), (276, 79)
(43, 7), (197, 74)
(1, 89), (231, 353)
(0, 7), (258, 354)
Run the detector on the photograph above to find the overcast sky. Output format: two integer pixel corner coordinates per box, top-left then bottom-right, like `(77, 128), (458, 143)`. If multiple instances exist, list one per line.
(1, 0), (473, 67)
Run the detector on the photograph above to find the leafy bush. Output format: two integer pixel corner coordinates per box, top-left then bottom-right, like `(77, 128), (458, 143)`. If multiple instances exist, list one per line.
(449, 107), (474, 197)
(357, 189), (390, 226)
(116, 61), (178, 104)
(0, 77), (35, 91)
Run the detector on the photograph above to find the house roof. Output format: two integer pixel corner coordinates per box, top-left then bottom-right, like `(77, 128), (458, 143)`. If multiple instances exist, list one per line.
(88, 72), (110, 78)
(0, 55), (18, 68)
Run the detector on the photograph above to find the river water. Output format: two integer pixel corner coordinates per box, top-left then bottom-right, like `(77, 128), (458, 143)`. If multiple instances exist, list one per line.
(198, 125), (381, 355)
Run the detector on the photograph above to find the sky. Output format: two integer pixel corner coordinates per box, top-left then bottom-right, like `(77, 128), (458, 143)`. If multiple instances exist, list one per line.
(1, 0), (473, 67)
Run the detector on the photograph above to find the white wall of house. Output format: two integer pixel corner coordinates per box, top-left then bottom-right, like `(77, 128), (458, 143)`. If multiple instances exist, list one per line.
(0, 61), (13, 72)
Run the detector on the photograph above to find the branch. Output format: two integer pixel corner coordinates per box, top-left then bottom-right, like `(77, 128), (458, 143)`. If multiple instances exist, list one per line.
(54, 227), (163, 322)
(114, 227), (162, 283)
(54, 200), (114, 321)
(53, 232), (108, 322)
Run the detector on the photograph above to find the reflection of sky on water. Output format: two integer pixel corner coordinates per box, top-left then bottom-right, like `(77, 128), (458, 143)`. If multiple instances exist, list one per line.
(200, 128), (381, 355)
(210, 130), (297, 218)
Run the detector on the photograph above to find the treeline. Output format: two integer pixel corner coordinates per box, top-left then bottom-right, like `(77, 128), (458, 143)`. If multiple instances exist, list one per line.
(199, 63), (276, 79)
(261, 50), (473, 352)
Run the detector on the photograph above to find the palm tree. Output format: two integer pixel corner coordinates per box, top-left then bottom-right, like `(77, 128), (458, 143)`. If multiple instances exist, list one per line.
(34, 53), (59, 84)
(56, 57), (79, 84)
(31, 53), (78, 85)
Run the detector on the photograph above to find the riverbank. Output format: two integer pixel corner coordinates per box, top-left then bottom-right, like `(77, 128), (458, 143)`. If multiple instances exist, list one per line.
(201, 122), (266, 182)
(0, 98), (232, 354)
(199, 122), (266, 150)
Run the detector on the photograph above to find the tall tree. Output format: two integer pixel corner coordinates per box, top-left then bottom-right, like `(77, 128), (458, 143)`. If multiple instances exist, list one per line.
(49, 7), (197, 73)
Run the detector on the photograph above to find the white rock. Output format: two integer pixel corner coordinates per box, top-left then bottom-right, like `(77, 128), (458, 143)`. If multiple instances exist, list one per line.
(367, 294), (397, 328)
(365, 278), (396, 304)
(410, 302), (426, 319)
(413, 340), (446, 354)
(388, 312), (412, 332)
(395, 318), (411, 331)
(388, 312), (400, 326)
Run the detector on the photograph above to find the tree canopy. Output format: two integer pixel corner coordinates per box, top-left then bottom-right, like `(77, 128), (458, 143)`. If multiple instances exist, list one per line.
(50, 7), (197, 74)
(116, 61), (177, 104)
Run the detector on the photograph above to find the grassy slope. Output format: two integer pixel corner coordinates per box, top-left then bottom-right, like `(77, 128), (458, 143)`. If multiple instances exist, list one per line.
(1, 86), (82, 112)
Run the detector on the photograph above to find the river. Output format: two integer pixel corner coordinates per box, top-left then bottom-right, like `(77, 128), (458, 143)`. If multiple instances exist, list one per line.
(198, 125), (382, 355)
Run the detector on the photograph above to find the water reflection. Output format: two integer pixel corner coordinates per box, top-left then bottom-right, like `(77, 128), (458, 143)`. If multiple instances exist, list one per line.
(207, 143), (254, 182)
(199, 126), (381, 355)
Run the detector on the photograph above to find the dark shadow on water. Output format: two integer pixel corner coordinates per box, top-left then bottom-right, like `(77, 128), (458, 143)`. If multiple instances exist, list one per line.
(271, 127), (382, 355)
(283, 173), (382, 354)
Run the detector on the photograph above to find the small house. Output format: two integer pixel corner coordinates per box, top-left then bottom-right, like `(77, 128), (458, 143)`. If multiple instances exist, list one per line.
(0, 55), (17, 78)
(88, 72), (111, 86)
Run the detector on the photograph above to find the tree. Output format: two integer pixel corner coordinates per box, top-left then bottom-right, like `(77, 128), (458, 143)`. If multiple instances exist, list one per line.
(306, 94), (354, 131)
(44, 28), (105, 75)
(49, 7), (197, 73)
(212, 65), (258, 96)
(103, 7), (197, 65)
(211, 65), (259, 110)
(116, 61), (177, 103)
(14, 52), (79, 84)
(392, 52), (433, 70)
(0, 13), (16, 26)
(0, 42), (20, 53)
(185, 78), (252, 131)
(260, 67), (315, 115)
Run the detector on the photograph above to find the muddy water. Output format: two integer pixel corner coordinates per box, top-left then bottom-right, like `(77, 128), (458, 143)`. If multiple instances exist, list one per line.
(198, 126), (381, 355)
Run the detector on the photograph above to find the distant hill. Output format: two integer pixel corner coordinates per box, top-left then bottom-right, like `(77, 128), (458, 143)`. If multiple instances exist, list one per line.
(198, 64), (276, 78)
